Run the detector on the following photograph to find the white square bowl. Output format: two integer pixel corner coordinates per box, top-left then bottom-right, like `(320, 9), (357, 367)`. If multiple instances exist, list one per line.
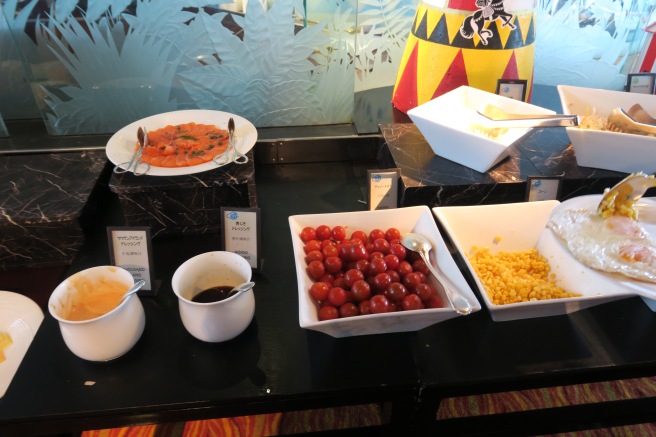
(407, 86), (556, 173)
(288, 206), (481, 338)
(557, 84), (656, 174)
(433, 201), (636, 322)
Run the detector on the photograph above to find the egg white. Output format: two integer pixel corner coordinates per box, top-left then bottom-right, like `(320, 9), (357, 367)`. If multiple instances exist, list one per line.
(548, 208), (656, 283)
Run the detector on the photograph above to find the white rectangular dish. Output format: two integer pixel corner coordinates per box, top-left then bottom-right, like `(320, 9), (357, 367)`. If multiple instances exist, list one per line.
(433, 201), (636, 321)
(289, 206), (481, 337)
(557, 84), (656, 174)
(408, 86), (556, 173)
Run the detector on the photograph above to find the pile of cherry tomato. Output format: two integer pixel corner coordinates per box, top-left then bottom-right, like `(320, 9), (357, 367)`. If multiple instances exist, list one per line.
(300, 225), (444, 321)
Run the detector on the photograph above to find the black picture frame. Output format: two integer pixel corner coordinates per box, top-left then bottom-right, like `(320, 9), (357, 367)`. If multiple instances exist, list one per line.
(626, 73), (656, 94)
(525, 176), (562, 202)
(496, 79), (528, 101)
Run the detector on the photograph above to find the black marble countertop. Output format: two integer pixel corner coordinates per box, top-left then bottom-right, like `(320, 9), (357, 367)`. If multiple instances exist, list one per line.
(0, 150), (109, 270)
(379, 123), (635, 207)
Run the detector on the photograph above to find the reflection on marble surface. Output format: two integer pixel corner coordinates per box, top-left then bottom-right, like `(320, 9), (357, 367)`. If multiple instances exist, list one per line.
(380, 123), (630, 208)
(109, 151), (257, 237)
(0, 151), (107, 270)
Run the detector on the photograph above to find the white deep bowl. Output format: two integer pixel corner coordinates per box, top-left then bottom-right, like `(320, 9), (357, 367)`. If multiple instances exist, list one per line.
(172, 251), (254, 343)
(288, 206), (481, 338)
(408, 85), (556, 173)
(558, 84), (656, 174)
(48, 266), (145, 361)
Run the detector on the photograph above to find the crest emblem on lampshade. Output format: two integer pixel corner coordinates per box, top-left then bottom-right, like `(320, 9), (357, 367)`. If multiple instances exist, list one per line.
(392, 0), (536, 114)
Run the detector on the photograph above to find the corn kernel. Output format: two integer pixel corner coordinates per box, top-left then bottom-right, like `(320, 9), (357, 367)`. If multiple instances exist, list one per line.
(468, 247), (581, 305)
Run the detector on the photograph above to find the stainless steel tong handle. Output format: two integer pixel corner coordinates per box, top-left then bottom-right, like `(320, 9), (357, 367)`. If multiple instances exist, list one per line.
(476, 110), (580, 128)
(113, 127), (150, 176)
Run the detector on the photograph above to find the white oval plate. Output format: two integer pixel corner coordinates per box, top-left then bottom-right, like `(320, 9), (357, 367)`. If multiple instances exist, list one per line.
(0, 291), (43, 398)
(106, 110), (257, 176)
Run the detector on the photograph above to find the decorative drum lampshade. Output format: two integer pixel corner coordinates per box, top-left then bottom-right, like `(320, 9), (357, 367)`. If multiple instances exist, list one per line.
(392, 0), (536, 114)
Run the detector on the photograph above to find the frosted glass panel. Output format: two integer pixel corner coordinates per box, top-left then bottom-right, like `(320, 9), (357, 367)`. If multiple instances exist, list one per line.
(0, 1), (41, 120)
(2, 0), (360, 135)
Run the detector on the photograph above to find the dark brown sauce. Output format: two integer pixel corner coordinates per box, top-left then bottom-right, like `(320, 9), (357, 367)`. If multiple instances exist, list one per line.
(192, 285), (233, 303)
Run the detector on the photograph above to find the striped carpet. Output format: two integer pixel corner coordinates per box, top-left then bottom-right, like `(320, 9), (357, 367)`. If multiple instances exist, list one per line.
(82, 377), (656, 436)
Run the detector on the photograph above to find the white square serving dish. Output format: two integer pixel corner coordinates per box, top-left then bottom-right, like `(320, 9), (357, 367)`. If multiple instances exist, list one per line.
(557, 84), (656, 174)
(408, 86), (556, 173)
(289, 206), (481, 338)
(433, 201), (636, 322)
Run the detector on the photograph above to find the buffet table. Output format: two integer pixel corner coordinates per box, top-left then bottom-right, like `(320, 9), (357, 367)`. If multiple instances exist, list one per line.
(2, 84), (656, 436)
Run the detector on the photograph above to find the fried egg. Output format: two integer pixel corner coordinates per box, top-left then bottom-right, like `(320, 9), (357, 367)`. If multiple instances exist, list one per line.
(548, 208), (656, 283)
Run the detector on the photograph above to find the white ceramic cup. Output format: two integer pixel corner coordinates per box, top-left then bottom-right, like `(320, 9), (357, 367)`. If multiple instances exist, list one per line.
(172, 251), (255, 343)
(48, 266), (145, 362)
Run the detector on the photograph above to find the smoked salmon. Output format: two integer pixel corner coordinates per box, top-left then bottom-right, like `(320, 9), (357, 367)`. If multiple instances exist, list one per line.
(139, 123), (230, 168)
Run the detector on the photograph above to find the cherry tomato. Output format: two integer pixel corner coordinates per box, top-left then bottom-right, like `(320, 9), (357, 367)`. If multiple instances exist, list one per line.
(369, 257), (388, 275)
(350, 230), (368, 244)
(425, 294), (444, 309)
(338, 243), (351, 260)
(413, 259), (430, 276)
(384, 254), (400, 270)
(350, 279), (372, 301)
(369, 294), (390, 313)
(373, 238), (391, 254)
(331, 226), (347, 241)
(315, 225), (332, 241)
(397, 260), (413, 277)
(372, 272), (392, 291)
(358, 300), (371, 315)
(322, 245), (339, 258)
(386, 269), (401, 284)
(390, 243), (407, 260)
(401, 293), (424, 311)
(305, 250), (324, 264)
(324, 256), (343, 274)
(309, 282), (331, 302)
(304, 240), (321, 254)
(348, 243), (367, 261)
(321, 239), (335, 248)
(369, 228), (385, 243)
(354, 259), (370, 274)
(318, 305), (339, 321)
(403, 272), (422, 290)
(307, 260), (325, 280)
(384, 282), (408, 302)
(369, 251), (384, 260)
(414, 283), (435, 301)
(339, 302), (358, 318)
(344, 269), (365, 287)
(332, 277), (348, 289)
(319, 273), (335, 285)
(385, 227), (401, 242)
(300, 226), (316, 243)
(328, 287), (348, 307)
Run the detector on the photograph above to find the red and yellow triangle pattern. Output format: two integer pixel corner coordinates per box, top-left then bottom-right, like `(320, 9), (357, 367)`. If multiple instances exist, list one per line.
(393, 1), (536, 114)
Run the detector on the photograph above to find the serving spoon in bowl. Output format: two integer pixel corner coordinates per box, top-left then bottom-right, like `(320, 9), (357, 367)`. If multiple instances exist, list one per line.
(401, 233), (473, 315)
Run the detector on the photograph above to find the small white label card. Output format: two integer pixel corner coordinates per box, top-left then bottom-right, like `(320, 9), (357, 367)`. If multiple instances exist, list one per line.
(221, 207), (261, 270)
(526, 176), (562, 202)
(368, 168), (400, 210)
(107, 226), (156, 295)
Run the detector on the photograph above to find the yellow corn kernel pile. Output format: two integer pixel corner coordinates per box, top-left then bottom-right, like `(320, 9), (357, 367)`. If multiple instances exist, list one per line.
(468, 246), (581, 305)
(0, 331), (12, 363)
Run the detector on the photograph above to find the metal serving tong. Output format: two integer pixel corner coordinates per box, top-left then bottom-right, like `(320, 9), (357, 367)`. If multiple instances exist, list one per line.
(213, 117), (249, 166)
(113, 127), (150, 176)
(476, 104), (580, 128)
